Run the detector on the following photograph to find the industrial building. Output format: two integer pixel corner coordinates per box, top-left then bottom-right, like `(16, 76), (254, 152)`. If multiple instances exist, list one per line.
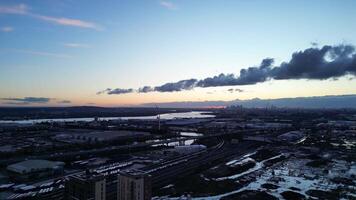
(7, 160), (64, 181)
(53, 130), (150, 144)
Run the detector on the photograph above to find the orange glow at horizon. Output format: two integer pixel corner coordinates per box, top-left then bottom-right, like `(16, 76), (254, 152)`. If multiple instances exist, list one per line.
(64, 77), (356, 107)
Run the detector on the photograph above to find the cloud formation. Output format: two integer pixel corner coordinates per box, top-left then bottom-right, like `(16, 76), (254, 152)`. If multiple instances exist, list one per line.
(138, 86), (154, 93)
(0, 3), (27, 14)
(154, 79), (197, 92)
(0, 97), (74, 105)
(228, 88), (244, 93)
(57, 100), (71, 104)
(97, 88), (134, 95)
(63, 43), (91, 48)
(99, 44), (356, 95)
(1, 26), (14, 32)
(8, 49), (71, 58)
(0, 4), (101, 30)
(272, 45), (356, 80)
(34, 15), (102, 30)
(1, 97), (51, 105)
(159, 1), (177, 10)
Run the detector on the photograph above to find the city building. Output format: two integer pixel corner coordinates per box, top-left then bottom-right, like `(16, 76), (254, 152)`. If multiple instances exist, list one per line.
(53, 130), (150, 144)
(6, 160), (64, 181)
(117, 170), (151, 200)
(65, 171), (106, 200)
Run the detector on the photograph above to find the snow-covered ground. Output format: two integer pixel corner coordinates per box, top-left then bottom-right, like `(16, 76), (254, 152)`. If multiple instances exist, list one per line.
(153, 152), (356, 200)
(194, 157), (356, 200)
(215, 154), (283, 181)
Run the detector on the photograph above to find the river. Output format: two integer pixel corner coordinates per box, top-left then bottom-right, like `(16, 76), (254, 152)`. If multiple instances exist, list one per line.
(0, 111), (215, 124)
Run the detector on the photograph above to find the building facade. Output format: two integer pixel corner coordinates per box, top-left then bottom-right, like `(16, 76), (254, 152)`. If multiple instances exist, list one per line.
(117, 171), (151, 200)
(65, 173), (106, 200)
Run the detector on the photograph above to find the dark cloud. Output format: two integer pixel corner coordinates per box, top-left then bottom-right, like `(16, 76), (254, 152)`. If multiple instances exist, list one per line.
(57, 100), (71, 104)
(234, 58), (274, 85)
(107, 88), (134, 95)
(97, 88), (134, 95)
(311, 42), (319, 47)
(195, 58), (273, 87)
(271, 45), (356, 80)
(99, 44), (356, 95)
(197, 74), (238, 87)
(138, 86), (154, 93)
(154, 79), (198, 92)
(228, 88), (244, 93)
(1, 97), (51, 104)
(96, 88), (111, 95)
(3, 102), (31, 105)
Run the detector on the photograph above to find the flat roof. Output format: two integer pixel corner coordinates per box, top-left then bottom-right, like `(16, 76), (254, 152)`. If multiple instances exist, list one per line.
(7, 160), (64, 174)
(55, 130), (150, 140)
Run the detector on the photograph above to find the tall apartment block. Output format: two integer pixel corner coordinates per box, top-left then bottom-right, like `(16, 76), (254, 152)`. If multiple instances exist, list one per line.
(65, 170), (151, 200)
(65, 172), (106, 200)
(117, 170), (152, 200)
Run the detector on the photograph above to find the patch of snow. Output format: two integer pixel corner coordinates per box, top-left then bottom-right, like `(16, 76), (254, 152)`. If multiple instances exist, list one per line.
(216, 154), (283, 181)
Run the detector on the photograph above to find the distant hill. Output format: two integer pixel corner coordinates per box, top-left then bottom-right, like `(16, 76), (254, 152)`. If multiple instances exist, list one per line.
(142, 94), (356, 109)
(0, 107), (196, 120)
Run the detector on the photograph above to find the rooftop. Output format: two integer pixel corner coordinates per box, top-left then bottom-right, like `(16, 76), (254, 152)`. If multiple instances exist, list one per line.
(7, 160), (64, 174)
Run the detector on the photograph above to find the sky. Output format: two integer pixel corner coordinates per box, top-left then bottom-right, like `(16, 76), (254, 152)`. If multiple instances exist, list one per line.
(1, 0), (356, 107)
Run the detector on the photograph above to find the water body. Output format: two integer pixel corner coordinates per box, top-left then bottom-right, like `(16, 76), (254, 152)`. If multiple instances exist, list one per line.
(180, 132), (203, 137)
(0, 111), (215, 124)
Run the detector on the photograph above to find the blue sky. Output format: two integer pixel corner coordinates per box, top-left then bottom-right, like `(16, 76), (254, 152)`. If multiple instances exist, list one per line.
(1, 0), (356, 106)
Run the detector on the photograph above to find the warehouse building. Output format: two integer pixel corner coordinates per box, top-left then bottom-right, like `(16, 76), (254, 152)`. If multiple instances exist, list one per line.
(7, 160), (64, 181)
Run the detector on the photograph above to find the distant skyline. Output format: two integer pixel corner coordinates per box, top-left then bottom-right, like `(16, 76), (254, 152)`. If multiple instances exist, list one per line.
(142, 94), (356, 109)
(1, 0), (356, 107)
